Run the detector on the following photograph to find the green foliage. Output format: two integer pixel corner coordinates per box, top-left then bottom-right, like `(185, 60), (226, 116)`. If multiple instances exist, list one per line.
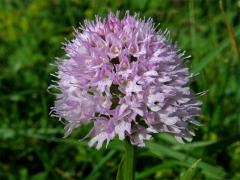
(180, 159), (201, 180)
(0, 0), (239, 179)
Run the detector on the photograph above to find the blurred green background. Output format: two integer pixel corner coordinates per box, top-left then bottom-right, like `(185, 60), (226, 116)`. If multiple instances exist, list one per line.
(0, 0), (240, 179)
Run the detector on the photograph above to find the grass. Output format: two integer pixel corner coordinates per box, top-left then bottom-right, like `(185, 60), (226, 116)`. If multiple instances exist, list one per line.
(0, 0), (240, 179)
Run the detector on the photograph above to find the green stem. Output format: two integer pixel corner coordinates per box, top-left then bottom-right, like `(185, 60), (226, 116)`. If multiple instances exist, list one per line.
(123, 140), (135, 180)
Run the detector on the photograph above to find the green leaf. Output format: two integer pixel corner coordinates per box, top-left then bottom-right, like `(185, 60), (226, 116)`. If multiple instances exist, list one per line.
(173, 140), (217, 151)
(31, 172), (48, 180)
(116, 155), (125, 180)
(19, 168), (28, 180)
(192, 26), (240, 73)
(116, 141), (135, 180)
(123, 141), (135, 180)
(86, 150), (116, 180)
(136, 160), (186, 179)
(180, 159), (201, 180)
(146, 142), (226, 179)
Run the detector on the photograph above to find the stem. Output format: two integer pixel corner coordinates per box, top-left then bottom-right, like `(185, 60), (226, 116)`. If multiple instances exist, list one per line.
(123, 140), (135, 180)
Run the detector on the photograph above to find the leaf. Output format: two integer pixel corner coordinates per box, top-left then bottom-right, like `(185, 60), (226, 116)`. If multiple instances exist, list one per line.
(130, 0), (149, 10)
(116, 155), (125, 180)
(0, 128), (15, 139)
(136, 160), (185, 179)
(31, 172), (48, 180)
(86, 150), (116, 180)
(173, 140), (217, 151)
(192, 26), (240, 73)
(116, 141), (135, 180)
(123, 141), (135, 180)
(19, 168), (28, 180)
(146, 142), (226, 179)
(180, 159), (201, 180)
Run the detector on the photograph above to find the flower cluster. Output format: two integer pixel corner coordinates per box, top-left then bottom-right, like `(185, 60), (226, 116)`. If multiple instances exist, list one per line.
(50, 12), (201, 149)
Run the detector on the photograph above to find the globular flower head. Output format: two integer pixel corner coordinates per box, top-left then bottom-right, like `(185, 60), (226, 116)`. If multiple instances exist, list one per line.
(50, 12), (201, 149)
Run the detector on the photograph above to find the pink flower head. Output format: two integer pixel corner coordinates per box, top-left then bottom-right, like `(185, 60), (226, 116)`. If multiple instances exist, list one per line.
(50, 12), (201, 149)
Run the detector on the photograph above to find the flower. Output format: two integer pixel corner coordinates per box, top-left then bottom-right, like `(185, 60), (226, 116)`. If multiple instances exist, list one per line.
(50, 11), (201, 149)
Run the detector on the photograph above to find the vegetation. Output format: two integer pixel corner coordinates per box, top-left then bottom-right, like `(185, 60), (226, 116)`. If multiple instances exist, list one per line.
(0, 0), (239, 179)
